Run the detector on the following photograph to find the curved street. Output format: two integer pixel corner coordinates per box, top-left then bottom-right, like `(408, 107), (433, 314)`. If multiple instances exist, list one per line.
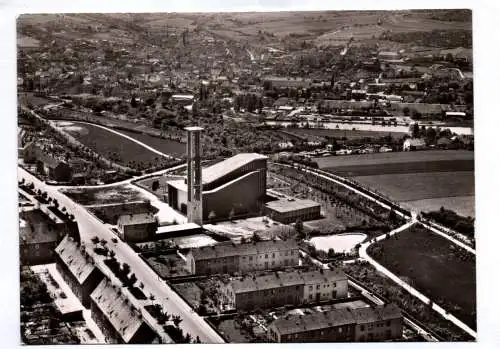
(358, 219), (477, 339)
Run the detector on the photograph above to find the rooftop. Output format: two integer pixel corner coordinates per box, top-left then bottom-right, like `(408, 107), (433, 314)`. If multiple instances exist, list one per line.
(156, 222), (201, 235)
(229, 269), (346, 294)
(19, 209), (62, 244)
(265, 198), (320, 213)
(271, 303), (402, 336)
(55, 235), (96, 284)
(191, 239), (297, 261)
(90, 279), (147, 343)
(117, 212), (157, 226)
(202, 153), (267, 185)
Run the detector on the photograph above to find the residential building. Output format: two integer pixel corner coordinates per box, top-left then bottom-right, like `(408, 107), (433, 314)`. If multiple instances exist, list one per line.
(55, 235), (104, 308)
(264, 198), (321, 224)
(268, 303), (403, 342)
(90, 279), (158, 344)
(403, 138), (426, 151)
(19, 208), (78, 265)
(167, 153), (267, 222)
(116, 212), (158, 242)
(36, 152), (72, 182)
(220, 269), (348, 311)
(185, 239), (299, 275)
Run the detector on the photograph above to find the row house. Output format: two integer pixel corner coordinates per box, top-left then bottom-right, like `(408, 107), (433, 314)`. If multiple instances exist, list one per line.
(185, 239), (299, 275)
(219, 269), (348, 311)
(268, 303), (403, 342)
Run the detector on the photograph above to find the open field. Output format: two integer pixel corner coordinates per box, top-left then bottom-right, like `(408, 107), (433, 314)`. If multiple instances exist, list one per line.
(315, 150), (474, 169)
(353, 171), (474, 202)
(332, 160), (473, 177)
(117, 129), (185, 157)
(402, 196), (475, 218)
(317, 150), (474, 216)
(58, 121), (164, 167)
(283, 128), (406, 141)
(60, 185), (146, 206)
(368, 224), (476, 329)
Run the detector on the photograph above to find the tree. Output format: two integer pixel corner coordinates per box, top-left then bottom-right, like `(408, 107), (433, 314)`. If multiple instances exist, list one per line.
(108, 250), (116, 260)
(328, 248), (336, 258)
(151, 180), (160, 191)
(295, 218), (304, 235)
(122, 263), (131, 276)
(173, 315), (183, 328)
(208, 210), (216, 223)
(251, 232), (262, 243)
(411, 122), (420, 138)
(91, 236), (100, 244)
(129, 273), (137, 286)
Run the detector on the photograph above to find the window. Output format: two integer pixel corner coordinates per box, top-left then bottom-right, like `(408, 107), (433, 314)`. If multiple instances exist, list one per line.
(35, 244), (39, 250)
(360, 325), (365, 331)
(333, 282), (336, 287)
(242, 256), (246, 259)
(285, 251), (288, 256)
(386, 320), (391, 326)
(309, 294), (313, 300)
(265, 254), (268, 259)
(309, 285), (313, 290)
(316, 284), (320, 290)
(339, 327), (342, 333)
(249, 256), (253, 261)
(272, 253), (275, 258)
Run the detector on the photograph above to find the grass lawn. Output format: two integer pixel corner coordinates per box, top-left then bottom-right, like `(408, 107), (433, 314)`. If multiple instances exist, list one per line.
(368, 224), (476, 329)
(117, 129), (185, 157)
(353, 171), (474, 202)
(61, 121), (164, 167)
(216, 319), (252, 343)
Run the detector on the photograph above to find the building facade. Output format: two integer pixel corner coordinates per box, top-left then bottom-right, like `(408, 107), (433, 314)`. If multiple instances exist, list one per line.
(186, 239), (299, 275)
(116, 212), (158, 242)
(264, 198), (321, 224)
(220, 269), (348, 311)
(167, 153), (267, 222)
(268, 303), (403, 343)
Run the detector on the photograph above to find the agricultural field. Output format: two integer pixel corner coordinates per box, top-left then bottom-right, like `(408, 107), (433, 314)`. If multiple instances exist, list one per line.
(56, 121), (167, 167)
(402, 196), (475, 218)
(283, 128), (406, 141)
(316, 150), (475, 216)
(367, 224), (476, 330)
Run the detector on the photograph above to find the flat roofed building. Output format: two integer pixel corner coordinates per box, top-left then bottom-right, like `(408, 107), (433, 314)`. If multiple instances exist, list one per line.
(90, 279), (157, 344)
(220, 269), (347, 311)
(268, 303), (403, 342)
(116, 212), (158, 243)
(264, 198), (321, 224)
(167, 153), (267, 222)
(55, 235), (104, 308)
(186, 239), (299, 275)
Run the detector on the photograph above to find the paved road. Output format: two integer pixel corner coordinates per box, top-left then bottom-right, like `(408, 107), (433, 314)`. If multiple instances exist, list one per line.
(19, 167), (225, 344)
(358, 220), (477, 339)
